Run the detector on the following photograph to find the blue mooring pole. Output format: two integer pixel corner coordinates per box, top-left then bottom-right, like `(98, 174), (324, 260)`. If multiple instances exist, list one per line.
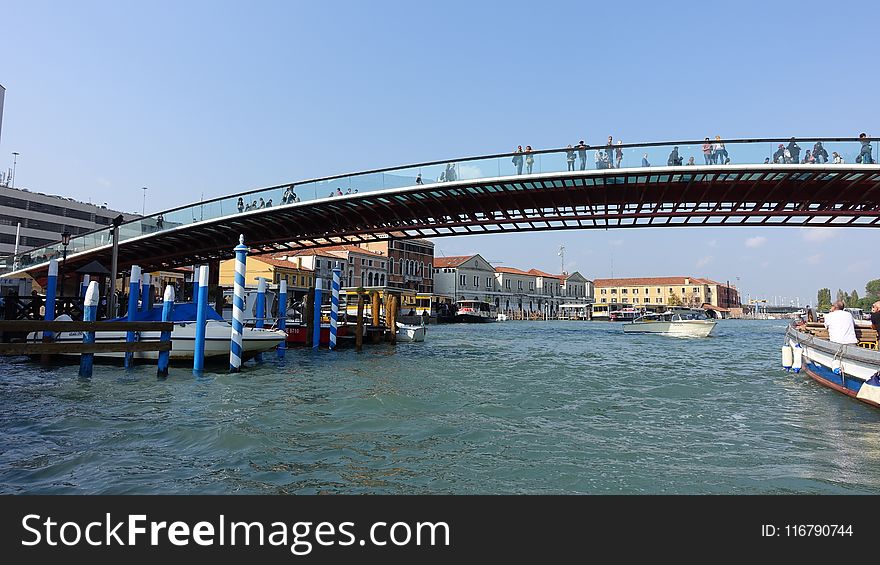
(140, 273), (151, 312)
(193, 264), (209, 376)
(312, 277), (323, 349)
(254, 276), (266, 363)
(125, 265), (141, 369)
(157, 285), (175, 379)
(191, 265), (198, 303)
(330, 267), (341, 350)
(229, 236), (248, 373)
(80, 274), (90, 298)
(79, 281), (99, 378)
(277, 279), (287, 359)
(43, 259), (58, 341)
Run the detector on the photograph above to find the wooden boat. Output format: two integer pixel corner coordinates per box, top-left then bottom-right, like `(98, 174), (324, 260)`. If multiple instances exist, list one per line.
(784, 321), (880, 408)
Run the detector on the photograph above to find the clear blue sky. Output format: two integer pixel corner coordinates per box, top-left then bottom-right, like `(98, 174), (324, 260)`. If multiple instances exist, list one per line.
(1, 0), (877, 305)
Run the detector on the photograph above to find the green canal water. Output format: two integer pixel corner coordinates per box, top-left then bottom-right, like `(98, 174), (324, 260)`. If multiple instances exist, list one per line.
(1, 319), (878, 494)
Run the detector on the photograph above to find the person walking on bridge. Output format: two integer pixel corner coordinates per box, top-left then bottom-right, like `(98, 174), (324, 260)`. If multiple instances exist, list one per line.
(525, 145), (534, 174)
(566, 145), (576, 171)
(605, 136), (615, 168)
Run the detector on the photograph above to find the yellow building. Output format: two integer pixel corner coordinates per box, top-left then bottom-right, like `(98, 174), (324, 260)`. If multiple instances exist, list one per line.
(219, 255), (314, 294)
(593, 276), (740, 310)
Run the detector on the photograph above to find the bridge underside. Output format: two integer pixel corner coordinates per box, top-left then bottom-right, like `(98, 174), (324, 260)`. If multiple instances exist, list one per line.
(17, 165), (880, 280)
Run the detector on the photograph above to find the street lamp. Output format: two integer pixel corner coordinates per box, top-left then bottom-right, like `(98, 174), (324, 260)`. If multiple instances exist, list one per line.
(60, 231), (71, 296)
(141, 187), (148, 216)
(11, 152), (19, 188)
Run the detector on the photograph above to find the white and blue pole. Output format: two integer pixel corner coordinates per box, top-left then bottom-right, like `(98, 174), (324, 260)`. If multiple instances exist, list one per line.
(312, 277), (323, 349)
(79, 281), (99, 378)
(254, 276), (267, 363)
(125, 265), (141, 369)
(193, 264), (209, 376)
(277, 280), (287, 359)
(43, 259), (58, 340)
(230, 236), (248, 373)
(157, 285), (175, 379)
(330, 267), (341, 350)
(140, 273), (151, 312)
(80, 274), (90, 298)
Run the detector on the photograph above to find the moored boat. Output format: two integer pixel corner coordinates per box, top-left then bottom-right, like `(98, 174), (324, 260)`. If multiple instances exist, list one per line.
(396, 321), (426, 342)
(622, 307), (717, 337)
(26, 304), (285, 362)
(453, 300), (497, 323)
(784, 322), (880, 408)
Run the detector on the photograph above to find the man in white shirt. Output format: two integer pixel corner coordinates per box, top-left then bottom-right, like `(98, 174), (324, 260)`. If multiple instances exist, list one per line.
(823, 301), (858, 345)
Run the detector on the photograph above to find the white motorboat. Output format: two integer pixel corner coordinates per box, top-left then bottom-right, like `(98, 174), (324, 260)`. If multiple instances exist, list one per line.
(622, 307), (717, 337)
(496, 313), (509, 322)
(396, 321), (426, 342)
(26, 304), (285, 362)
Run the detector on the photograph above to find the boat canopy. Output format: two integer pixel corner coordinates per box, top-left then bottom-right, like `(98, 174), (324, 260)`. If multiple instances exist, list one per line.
(108, 303), (225, 323)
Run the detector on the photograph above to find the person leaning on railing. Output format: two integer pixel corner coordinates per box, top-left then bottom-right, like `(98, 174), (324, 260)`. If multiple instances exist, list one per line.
(858, 133), (874, 164)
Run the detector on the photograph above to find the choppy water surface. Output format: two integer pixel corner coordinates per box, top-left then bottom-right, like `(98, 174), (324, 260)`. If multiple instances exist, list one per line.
(1, 320), (878, 494)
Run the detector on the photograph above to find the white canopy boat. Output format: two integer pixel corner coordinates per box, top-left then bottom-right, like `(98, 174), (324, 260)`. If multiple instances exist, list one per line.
(26, 303), (285, 362)
(396, 321), (426, 342)
(622, 307), (717, 337)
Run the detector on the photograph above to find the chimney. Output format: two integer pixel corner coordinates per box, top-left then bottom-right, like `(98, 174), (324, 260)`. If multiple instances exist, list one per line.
(297, 257), (302, 269)
(684, 277), (690, 285)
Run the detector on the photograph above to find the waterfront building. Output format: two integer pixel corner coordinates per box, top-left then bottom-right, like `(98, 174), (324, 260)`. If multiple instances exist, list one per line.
(433, 254), (496, 303)
(290, 245), (388, 293)
(359, 238), (434, 294)
(561, 272), (593, 301)
(593, 276), (741, 312)
(493, 266), (538, 313)
(0, 185), (137, 261)
(219, 255), (314, 298)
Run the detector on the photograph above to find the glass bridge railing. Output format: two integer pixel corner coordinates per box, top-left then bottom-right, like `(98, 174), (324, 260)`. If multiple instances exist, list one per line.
(7, 137), (878, 274)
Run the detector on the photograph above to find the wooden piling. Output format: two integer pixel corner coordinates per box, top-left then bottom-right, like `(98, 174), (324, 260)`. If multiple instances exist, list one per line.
(388, 293), (398, 344)
(355, 292), (364, 352)
(370, 290), (381, 343)
(304, 287), (315, 348)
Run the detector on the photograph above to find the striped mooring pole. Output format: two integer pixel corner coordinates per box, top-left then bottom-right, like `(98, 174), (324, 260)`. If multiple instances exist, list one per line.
(43, 259), (58, 341)
(80, 274), (90, 298)
(312, 278), (323, 349)
(229, 235), (248, 373)
(125, 265), (141, 369)
(329, 267), (341, 350)
(193, 264), (209, 376)
(140, 273), (152, 312)
(79, 281), (100, 378)
(157, 285), (175, 379)
(277, 280), (287, 359)
(254, 276), (266, 363)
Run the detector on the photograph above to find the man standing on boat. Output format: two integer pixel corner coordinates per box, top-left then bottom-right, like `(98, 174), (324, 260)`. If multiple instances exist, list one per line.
(871, 301), (880, 332)
(824, 301), (858, 345)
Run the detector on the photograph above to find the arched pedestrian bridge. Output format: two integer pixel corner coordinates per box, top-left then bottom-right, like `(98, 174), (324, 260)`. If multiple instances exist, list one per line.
(5, 137), (879, 280)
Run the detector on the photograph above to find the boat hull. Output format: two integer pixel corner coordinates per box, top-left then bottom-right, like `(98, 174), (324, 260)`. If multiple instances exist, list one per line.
(623, 320), (716, 337)
(285, 324), (350, 345)
(785, 326), (880, 408)
(26, 321), (285, 362)
(453, 314), (496, 323)
(396, 323), (426, 342)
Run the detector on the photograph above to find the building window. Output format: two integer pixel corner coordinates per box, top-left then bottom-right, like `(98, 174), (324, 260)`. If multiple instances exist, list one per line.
(460, 274), (466, 286)
(601, 298), (607, 303)
(633, 288), (639, 294)
(693, 288), (699, 294)
(517, 281), (523, 291)
(380, 274), (385, 286)
(348, 257), (353, 264)
(611, 289), (617, 294)
(368, 259), (373, 267)
(315, 259), (321, 269)
(505, 280), (511, 290)
(473, 275), (479, 287)
(681, 288), (686, 294)
(656, 298), (662, 303)
(486, 277), (492, 288)
(529, 282), (534, 291)
(601, 289), (607, 295)
(621, 289), (628, 294)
